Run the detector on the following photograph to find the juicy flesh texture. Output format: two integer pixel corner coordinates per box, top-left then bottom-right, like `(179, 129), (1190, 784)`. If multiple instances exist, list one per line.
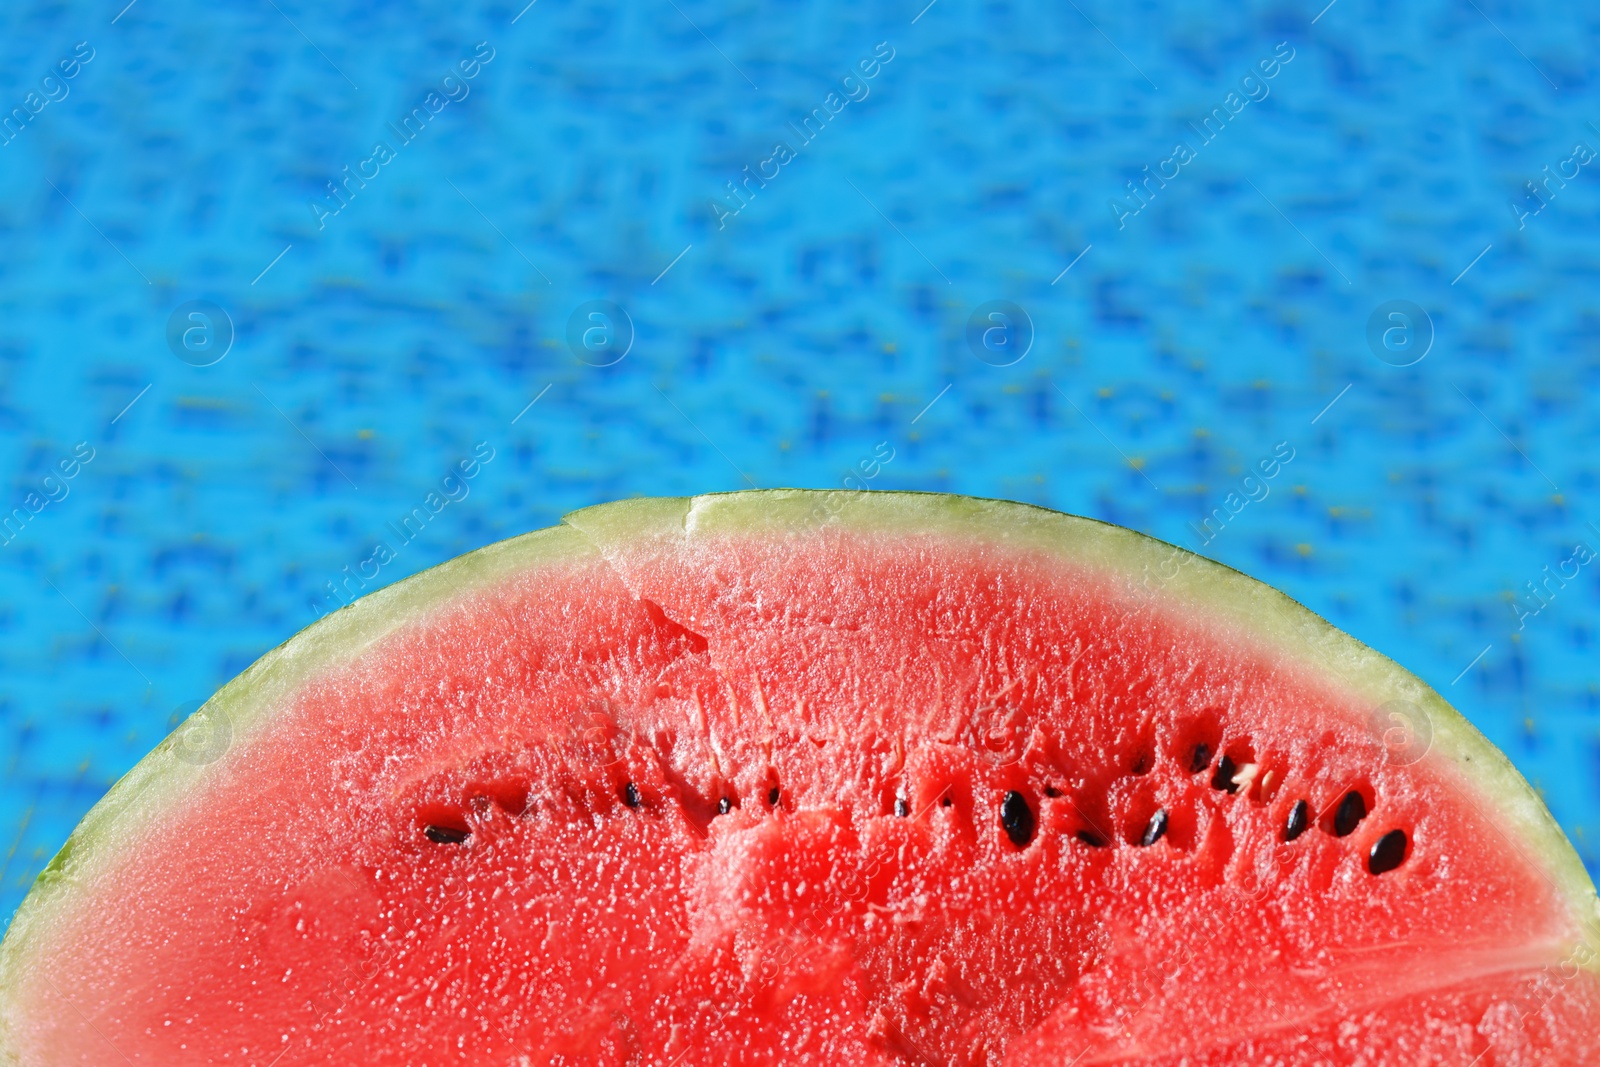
(13, 529), (1600, 1066)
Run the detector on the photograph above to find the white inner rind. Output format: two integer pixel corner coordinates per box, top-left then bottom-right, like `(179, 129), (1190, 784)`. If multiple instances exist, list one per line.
(1, 490), (1595, 1065)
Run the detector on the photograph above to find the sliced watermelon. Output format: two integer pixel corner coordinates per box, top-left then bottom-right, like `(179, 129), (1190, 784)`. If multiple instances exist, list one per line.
(2, 491), (1597, 1066)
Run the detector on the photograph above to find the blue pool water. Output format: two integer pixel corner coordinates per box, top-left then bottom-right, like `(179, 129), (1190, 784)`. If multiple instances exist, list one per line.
(0, 0), (1597, 923)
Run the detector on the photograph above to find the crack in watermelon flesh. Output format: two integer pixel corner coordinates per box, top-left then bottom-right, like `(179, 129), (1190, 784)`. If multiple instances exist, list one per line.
(2, 494), (1598, 1066)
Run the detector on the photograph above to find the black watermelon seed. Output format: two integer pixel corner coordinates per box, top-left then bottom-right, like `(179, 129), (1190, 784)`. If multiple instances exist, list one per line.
(717, 796), (732, 815)
(1139, 809), (1168, 847)
(894, 797), (910, 818)
(940, 795), (953, 808)
(1284, 799), (1309, 842)
(424, 825), (469, 845)
(1369, 829), (1408, 874)
(1211, 754), (1239, 793)
(1334, 791), (1367, 837)
(767, 787), (780, 806)
(1000, 791), (1035, 847)
(1075, 829), (1107, 848)
(1189, 743), (1212, 773)
(622, 782), (641, 809)
(1044, 785), (1062, 798)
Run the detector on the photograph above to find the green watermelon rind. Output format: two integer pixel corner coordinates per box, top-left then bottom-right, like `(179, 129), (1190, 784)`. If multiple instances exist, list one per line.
(1, 490), (1595, 1062)
(0, 520), (602, 1063)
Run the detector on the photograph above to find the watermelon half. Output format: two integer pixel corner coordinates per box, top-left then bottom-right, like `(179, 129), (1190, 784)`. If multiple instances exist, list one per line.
(2, 491), (1597, 1066)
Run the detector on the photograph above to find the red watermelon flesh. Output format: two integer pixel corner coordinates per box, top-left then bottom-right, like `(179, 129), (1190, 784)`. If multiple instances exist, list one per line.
(1, 491), (1597, 1066)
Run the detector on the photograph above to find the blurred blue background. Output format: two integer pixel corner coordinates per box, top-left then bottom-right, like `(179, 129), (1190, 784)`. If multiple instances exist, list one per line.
(0, 0), (1597, 922)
